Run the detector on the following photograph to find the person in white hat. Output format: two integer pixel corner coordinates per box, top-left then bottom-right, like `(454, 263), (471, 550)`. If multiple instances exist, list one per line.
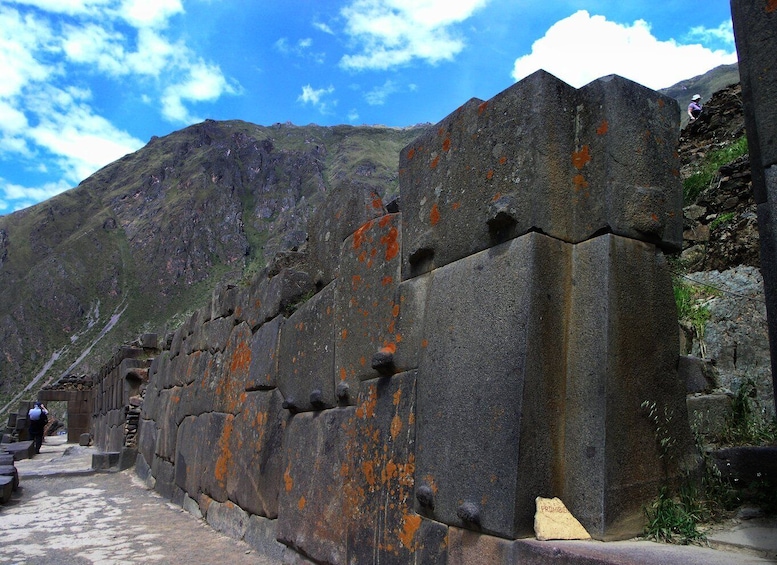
(688, 94), (703, 121)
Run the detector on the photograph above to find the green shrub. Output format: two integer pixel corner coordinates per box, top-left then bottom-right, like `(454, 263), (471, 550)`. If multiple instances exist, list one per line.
(683, 136), (748, 206)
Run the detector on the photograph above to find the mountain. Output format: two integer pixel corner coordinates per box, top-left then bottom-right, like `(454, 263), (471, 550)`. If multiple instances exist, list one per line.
(660, 62), (740, 128)
(0, 63), (751, 418)
(0, 120), (425, 413)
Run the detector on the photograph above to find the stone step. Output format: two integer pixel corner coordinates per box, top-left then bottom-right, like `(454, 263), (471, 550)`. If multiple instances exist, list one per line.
(0, 475), (13, 503)
(0, 464), (19, 490)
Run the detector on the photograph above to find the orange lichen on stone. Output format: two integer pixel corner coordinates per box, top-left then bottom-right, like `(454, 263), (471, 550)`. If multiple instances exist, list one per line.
(298, 496), (307, 510)
(421, 339), (428, 348)
(379, 215), (392, 228)
(597, 120), (609, 135)
(478, 101), (488, 114)
(573, 174), (589, 191)
(382, 276), (394, 286)
(362, 460), (376, 486)
(430, 155), (440, 169)
(430, 203), (440, 226)
(340, 367), (348, 381)
(352, 275), (362, 291)
(284, 465), (294, 492)
(382, 342), (397, 354)
(230, 340), (251, 373)
(486, 169), (494, 180)
(390, 414), (403, 440)
(398, 513), (422, 549)
(442, 137), (451, 152)
(214, 416), (235, 487)
(407, 148), (415, 160)
(393, 388), (402, 406)
(381, 226), (399, 261)
(392, 303), (400, 317)
(353, 220), (373, 250)
(572, 145), (591, 169)
(492, 192), (502, 201)
(499, 156), (507, 165)
(769, 0), (777, 12)
(356, 385), (378, 419)
(451, 201), (460, 210)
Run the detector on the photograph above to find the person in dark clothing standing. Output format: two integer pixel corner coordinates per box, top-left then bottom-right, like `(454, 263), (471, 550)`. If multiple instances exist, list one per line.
(28, 401), (49, 454)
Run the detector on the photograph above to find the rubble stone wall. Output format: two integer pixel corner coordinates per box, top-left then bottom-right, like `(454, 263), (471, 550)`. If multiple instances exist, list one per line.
(113, 71), (691, 563)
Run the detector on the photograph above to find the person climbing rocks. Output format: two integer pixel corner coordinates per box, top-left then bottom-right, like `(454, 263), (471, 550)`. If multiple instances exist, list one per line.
(688, 94), (703, 121)
(28, 401), (49, 454)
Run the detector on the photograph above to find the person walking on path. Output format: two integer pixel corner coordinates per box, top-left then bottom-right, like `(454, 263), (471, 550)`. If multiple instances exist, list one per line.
(27, 401), (48, 454)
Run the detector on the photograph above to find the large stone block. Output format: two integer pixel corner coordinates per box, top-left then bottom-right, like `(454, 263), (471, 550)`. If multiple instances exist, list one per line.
(346, 372), (446, 564)
(277, 407), (354, 565)
(732, 0), (777, 199)
(226, 390), (287, 518)
(242, 268), (316, 331)
(391, 274), (432, 373)
(335, 214), (402, 400)
(247, 315), (284, 391)
(399, 70), (681, 280)
(414, 232), (570, 538)
(563, 234), (692, 540)
(202, 316), (235, 355)
(154, 387), (183, 461)
(174, 412), (233, 503)
(206, 498), (249, 541)
(277, 283), (336, 412)
(307, 180), (388, 287)
(213, 321), (253, 415)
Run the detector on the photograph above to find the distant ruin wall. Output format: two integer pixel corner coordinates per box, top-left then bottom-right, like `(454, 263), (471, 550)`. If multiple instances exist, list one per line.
(98, 71), (692, 563)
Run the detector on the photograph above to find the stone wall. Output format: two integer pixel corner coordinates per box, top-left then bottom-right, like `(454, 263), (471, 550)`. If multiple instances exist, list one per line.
(122, 71), (692, 563)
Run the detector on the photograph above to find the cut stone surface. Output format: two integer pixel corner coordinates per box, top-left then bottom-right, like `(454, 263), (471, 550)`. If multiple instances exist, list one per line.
(335, 214), (402, 397)
(534, 497), (592, 541)
(277, 283), (336, 413)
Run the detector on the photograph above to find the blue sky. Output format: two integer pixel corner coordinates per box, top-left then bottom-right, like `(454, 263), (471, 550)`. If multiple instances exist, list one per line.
(0, 0), (737, 214)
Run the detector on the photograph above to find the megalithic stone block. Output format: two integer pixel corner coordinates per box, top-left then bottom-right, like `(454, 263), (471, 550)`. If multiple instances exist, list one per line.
(563, 234), (692, 540)
(307, 180), (389, 287)
(576, 75), (682, 249)
(731, 0), (777, 201)
(226, 389), (287, 518)
(277, 407), (355, 565)
(247, 315), (283, 391)
(414, 232), (571, 539)
(213, 321), (252, 415)
(346, 372), (446, 564)
(278, 283), (336, 413)
(399, 70), (681, 280)
(175, 411), (233, 504)
(335, 214), (402, 403)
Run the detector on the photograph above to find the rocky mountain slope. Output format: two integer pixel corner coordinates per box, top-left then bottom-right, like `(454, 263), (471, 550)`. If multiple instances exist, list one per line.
(0, 121), (424, 411)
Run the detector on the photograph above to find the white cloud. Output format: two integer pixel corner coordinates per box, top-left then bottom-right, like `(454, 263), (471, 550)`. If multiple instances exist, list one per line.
(686, 20), (735, 47)
(340, 0), (489, 70)
(347, 109), (360, 122)
(511, 11), (737, 90)
(118, 0), (184, 29)
(24, 84), (143, 182)
(313, 21), (334, 35)
(1, 178), (73, 211)
(274, 36), (325, 63)
(364, 80), (399, 106)
(161, 61), (238, 123)
(298, 84), (336, 114)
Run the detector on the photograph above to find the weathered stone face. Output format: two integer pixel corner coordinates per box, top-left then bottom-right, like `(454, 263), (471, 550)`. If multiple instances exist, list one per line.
(277, 407), (355, 565)
(414, 232), (571, 538)
(334, 214), (402, 401)
(307, 180), (389, 287)
(399, 70), (681, 281)
(277, 283), (336, 413)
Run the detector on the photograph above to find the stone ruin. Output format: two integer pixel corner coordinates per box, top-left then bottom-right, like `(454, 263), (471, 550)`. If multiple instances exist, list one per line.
(90, 70), (694, 563)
